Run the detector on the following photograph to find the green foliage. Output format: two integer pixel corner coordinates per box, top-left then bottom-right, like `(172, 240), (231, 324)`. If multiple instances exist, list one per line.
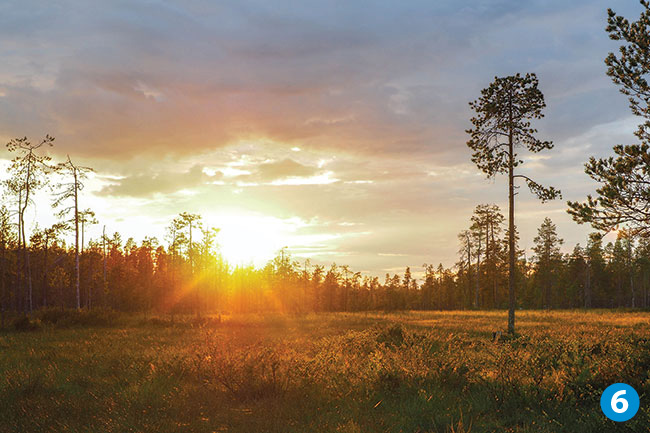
(568, 143), (650, 235)
(569, 2), (650, 235)
(605, 0), (650, 141)
(466, 73), (560, 202)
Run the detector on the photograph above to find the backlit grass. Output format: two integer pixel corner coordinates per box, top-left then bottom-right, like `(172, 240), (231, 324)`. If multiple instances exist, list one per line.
(1, 310), (649, 432)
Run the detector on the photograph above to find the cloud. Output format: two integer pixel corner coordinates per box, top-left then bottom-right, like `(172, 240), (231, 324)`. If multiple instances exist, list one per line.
(98, 164), (221, 197)
(1, 0), (627, 163)
(255, 158), (319, 181)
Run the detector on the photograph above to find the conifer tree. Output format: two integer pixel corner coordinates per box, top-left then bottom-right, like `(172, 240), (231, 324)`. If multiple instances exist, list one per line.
(569, 2), (650, 235)
(6, 135), (54, 312)
(532, 217), (563, 309)
(53, 155), (93, 310)
(467, 73), (560, 333)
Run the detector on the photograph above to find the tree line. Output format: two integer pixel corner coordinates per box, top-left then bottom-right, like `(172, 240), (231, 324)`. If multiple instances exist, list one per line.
(456, 206), (650, 311)
(0, 192), (648, 320)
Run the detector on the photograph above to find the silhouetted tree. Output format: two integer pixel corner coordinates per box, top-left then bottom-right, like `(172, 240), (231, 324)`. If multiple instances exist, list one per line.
(569, 3), (650, 235)
(532, 217), (563, 308)
(78, 209), (98, 254)
(467, 73), (560, 333)
(53, 155), (93, 309)
(457, 229), (474, 307)
(6, 135), (54, 312)
(0, 206), (12, 326)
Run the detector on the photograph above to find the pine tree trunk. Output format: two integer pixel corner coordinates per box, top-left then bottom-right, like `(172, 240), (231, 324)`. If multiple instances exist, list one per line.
(42, 237), (48, 308)
(16, 196), (22, 312)
(475, 236), (481, 309)
(585, 262), (591, 308)
(75, 171), (80, 310)
(466, 235), (472, 307)
(22, 209), (33, 313)
(491, 225), (497, 307)
(1, 234), (5, 328)
(23, 162), (33, 313)
(103, 225), (107, 302)
(507, 99), (516, 335)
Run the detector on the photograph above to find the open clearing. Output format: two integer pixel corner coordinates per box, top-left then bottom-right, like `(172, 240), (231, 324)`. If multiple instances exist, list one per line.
(1, 310), (649, 432)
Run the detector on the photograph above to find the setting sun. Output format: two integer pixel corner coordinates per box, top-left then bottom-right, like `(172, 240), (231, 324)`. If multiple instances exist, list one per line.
(207, 213), (306, 265)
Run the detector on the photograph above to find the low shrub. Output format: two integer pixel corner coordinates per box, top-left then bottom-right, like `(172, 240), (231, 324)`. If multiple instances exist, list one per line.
(35, 308), (121, 327)
(140, 317), (175, 327)
(198, 340), (304, 401)
(12, 315), (41, 332)
(376, 323), (405, 348)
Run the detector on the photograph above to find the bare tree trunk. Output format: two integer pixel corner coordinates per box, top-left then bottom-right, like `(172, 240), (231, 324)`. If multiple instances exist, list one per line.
(103, 225), (107, 300)
(22, 163), (33, 314)
(466, 234), (472, 306)
(585, 262), (591, 308)
(21, 209), (33, 313)
(16, 194), (23, 313)
(1, 235), (5, 328)
(643, 270), (648, 308)
(190, 221), (200, 318)
(474, 228), (481, 309)
(490, 225), (497, 307)
(643, 271), (648, 308)
(507, 98), (516, 335)
(25, 237), (32, 313)
(42, 236), (49, 308)
(74, 171), (80, 310)
(88, 260), (93, 310)
(170, 236), (176, 323)
(629, 245), (635, 308)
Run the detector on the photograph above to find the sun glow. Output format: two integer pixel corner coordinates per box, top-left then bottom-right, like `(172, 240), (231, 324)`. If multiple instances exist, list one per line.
(208, 213), (307, 266)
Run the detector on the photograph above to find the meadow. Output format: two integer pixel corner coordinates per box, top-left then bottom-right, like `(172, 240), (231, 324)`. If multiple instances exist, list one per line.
(1, 310), (649, 433)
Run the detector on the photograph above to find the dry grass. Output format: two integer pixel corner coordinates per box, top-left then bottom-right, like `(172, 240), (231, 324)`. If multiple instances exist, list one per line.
(0, 310), (648, 432)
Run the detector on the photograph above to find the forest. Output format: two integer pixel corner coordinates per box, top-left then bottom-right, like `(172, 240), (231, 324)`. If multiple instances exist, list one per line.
(0, 177), (646, 320)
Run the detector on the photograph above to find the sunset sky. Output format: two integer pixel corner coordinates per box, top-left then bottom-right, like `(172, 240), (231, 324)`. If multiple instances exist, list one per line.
(0, 0), (643, 276)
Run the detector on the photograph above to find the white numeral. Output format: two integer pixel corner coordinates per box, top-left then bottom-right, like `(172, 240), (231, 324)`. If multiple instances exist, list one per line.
(611, 390), (629, 414)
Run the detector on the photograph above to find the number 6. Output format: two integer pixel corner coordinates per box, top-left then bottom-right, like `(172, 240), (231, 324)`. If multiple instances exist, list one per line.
(611, 390), (629, 414)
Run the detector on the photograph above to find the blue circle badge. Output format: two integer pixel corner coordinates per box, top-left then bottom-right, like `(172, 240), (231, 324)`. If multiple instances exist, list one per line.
(600, 383), (640, 422)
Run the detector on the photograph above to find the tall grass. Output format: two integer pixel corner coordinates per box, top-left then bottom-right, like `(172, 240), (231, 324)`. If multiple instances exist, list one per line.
(1, 310), (648, 432)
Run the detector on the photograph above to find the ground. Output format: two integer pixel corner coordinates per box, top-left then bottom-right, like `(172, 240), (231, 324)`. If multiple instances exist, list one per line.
(1, 310), (649, 432)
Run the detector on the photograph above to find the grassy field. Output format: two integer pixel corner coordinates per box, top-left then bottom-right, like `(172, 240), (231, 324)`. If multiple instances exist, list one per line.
(1, 310), (649, 432)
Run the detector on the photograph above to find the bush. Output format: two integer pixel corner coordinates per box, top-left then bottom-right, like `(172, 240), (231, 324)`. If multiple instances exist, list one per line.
(140, 317), (175, 327)
(197, 339), (304, 401)
(35, 308), (120, 327)
(12, 315), (41, 332)
(189, 316), (222, 328)
(376, 324), (405, 348)
(37, 308), (71, 324)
